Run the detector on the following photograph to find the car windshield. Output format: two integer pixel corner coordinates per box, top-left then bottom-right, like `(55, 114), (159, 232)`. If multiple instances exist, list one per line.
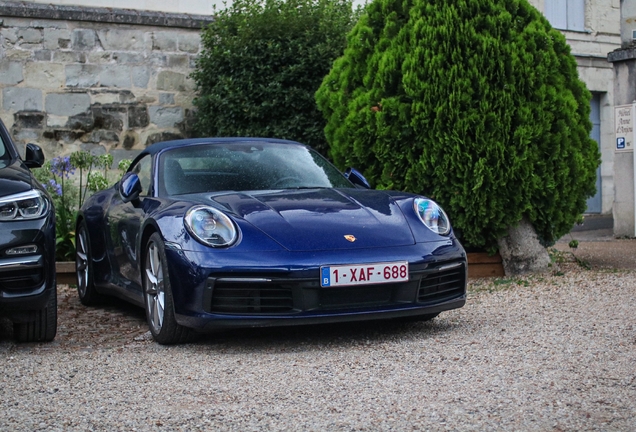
(0, 135), (11, 168)
(159, 142), (354, 196)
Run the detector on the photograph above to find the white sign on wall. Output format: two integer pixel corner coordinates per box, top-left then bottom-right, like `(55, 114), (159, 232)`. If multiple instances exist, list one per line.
(615, 104), (635, 152)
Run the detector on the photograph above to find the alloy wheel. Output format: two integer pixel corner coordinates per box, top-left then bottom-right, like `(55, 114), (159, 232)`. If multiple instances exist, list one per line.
(144, 240), (165, 333)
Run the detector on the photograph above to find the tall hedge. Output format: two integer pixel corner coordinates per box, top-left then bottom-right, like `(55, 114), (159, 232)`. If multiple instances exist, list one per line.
(193, 0), (359, 155)
(315, 0), (599, 251)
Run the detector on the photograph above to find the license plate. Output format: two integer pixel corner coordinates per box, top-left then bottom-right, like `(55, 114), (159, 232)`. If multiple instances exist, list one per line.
(320, 261), (409, 287)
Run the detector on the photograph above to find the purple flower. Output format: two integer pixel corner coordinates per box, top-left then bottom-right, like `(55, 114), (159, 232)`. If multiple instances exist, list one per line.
(50, 156), (75, 179)
(47, 179), (63, 196)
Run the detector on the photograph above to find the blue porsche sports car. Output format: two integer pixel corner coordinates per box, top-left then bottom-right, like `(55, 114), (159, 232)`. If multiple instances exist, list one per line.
(76, 138), (467, 344)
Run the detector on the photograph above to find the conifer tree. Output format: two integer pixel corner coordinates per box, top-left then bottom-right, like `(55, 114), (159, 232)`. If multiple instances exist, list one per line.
(316, 0), (599, 255)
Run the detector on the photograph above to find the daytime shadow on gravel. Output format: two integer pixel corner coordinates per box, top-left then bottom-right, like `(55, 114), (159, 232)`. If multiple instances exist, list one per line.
(1, 284), (459, 351)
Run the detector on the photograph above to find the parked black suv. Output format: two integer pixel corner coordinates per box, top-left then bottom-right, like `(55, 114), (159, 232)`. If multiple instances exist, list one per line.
(0, 119), (56, 342)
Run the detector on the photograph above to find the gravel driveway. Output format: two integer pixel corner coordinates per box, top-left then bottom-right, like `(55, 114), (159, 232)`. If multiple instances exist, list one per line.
(1, 251), (636, 431)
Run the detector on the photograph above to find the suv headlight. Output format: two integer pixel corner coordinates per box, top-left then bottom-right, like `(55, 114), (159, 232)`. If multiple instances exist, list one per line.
(184, 205), (238, 247)
(413, 198), (451, 235)
(0, 190), (49, 221)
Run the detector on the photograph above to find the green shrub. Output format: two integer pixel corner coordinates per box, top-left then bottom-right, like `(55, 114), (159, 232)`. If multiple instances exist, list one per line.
(34, 153), (131, 261)
(193, 0), (360, 155)
(316, 0), (599, 251)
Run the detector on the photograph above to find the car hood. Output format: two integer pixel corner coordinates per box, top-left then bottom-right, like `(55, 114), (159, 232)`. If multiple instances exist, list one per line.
(210, 189), (416, 251)
(0, 160), (35, 198)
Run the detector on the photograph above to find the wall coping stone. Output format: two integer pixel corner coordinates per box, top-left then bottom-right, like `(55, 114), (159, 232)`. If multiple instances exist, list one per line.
(0, 1), (214, 29)
(608, 46), (636, 63)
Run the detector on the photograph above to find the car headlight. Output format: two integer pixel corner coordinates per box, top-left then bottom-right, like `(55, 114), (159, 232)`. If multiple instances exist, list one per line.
(184, 205), (238, 247)
(0, 190), (49, 221)
(413, 198), (451, 235)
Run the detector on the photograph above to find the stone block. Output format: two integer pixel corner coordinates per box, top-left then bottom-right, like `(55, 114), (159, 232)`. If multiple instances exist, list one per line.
(66, 64), (100, 87)
(152, 31), (178, 52)
(0, 61), (23, 85)
(43, 28), (71, 50)
(6, 50), (33, 61)
(45, 93), (90, 116)
(167, 55), (189, 69)
(87, 130), (119, 143)
(121, 131), (139, 149)
(89, 90), (121, 105)
(79, 143), (107, 155)
(42, 129), (84, 143)
(159, 93), (175, 105)
(100, 65), (131, 88)
(3, 88), (43, 111)
(66, 114), (95, 132)
(113, 52), (144, 65)
(92, 106), (125, 131)
(132, 66), (151, 88)
(47, 115), (67, 128)
(33, 50), (52, 61)
(96, 29), (148, 51)
(149, 53), (168, 68)
(31, 20), (69, 30)
(156, 71), (186, 91)
(128, 105), (149, 128)
(14, 111), (46, 129)
(13, 128), (40, 143)
(118, 91), (135, 103)
(184, 76), (197, 92)
(54, 51), (87, 64)
(72, 29), (97, 51)
(1, 28), (18, 45)
(146, 131), (184, 146)
(149, 106), (183, 128)
(0, 112), (13, 130)
(17, 28), (43, 44)
(24, 62), (65, 88)
(178, 33), (201, 54)
(87, 52), (112, 64)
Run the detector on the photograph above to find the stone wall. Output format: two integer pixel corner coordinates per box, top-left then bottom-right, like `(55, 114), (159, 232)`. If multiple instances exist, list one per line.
(0, 2), (213, 164)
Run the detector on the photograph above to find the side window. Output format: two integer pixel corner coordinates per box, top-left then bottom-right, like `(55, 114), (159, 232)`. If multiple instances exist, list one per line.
(131, 155), (152, 196)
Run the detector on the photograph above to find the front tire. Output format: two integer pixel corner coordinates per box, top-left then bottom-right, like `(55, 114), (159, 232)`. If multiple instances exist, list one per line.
(13, 283), (57, 342)
(143, 233), (193, 345)
(76, 221), (103, 306)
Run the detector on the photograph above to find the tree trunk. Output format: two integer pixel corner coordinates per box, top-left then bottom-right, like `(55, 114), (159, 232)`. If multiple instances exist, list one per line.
(497, 217), (551, 276)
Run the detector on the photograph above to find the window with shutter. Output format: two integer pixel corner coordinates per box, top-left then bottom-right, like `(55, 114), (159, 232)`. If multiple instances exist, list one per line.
(545, 0), (585, 31)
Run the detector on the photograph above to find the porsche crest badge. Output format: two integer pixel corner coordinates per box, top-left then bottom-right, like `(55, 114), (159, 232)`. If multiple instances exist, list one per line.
(344, 235), (356, 242)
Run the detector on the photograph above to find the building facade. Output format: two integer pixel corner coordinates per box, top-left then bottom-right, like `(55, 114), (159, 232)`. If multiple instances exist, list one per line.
(608, 0), (636, 236)
(530, 0), (621, 218)
(0, 1), (623, 222)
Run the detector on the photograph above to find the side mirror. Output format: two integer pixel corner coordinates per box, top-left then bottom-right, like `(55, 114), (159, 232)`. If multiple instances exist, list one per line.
(24, 143), (45, 168)
(119, 172), (142, 203)
(344, 167), (371, 189)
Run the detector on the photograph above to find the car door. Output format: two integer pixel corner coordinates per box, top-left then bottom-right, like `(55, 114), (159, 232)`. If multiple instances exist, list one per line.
(105, 154), (154, 296)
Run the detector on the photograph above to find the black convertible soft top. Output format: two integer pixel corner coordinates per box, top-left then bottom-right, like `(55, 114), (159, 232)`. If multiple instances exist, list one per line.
(132, 137), (306, 164)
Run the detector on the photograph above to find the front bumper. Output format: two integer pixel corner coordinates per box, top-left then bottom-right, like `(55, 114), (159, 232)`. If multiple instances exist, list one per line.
(165, 239), (467, 331)
(0, 214), (56, 317)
